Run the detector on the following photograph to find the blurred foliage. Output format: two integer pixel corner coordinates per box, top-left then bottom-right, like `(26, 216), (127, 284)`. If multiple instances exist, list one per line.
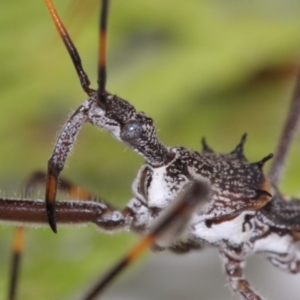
(1, 0), (300, 299)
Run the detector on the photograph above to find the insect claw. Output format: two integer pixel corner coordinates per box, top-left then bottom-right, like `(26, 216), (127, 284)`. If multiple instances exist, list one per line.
(45, 164), (59, 233)
(46, 203), (57, 234)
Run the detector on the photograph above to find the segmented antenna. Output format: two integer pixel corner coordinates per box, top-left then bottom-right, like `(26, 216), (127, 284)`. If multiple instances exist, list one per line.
(44, 0), (93, 96)
(44, 0), (111, 233)
(97, 0), (109, 106)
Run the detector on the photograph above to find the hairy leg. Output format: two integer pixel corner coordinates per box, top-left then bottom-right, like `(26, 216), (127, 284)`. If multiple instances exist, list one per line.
(220, 251), (264, 300)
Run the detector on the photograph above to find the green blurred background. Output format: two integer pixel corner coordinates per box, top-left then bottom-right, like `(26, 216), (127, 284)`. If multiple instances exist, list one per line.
(1, 0), (300, 299)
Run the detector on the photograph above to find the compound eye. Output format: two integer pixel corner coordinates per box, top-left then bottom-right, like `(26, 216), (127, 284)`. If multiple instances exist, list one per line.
(121, 120), (143, 142)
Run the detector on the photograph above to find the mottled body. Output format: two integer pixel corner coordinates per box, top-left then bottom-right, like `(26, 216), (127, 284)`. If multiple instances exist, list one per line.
(45, 91), (300, 299)
(1, 1), (300, 300)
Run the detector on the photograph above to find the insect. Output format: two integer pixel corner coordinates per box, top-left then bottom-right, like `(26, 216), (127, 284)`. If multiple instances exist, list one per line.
(1, 0), (300, 300)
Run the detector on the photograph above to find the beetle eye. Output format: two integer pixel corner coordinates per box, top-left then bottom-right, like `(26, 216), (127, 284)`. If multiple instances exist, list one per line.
(121, 120), (143, 142)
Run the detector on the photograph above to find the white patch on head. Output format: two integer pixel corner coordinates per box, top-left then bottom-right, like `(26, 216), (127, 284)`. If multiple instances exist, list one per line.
(86, 99), (122, 142)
